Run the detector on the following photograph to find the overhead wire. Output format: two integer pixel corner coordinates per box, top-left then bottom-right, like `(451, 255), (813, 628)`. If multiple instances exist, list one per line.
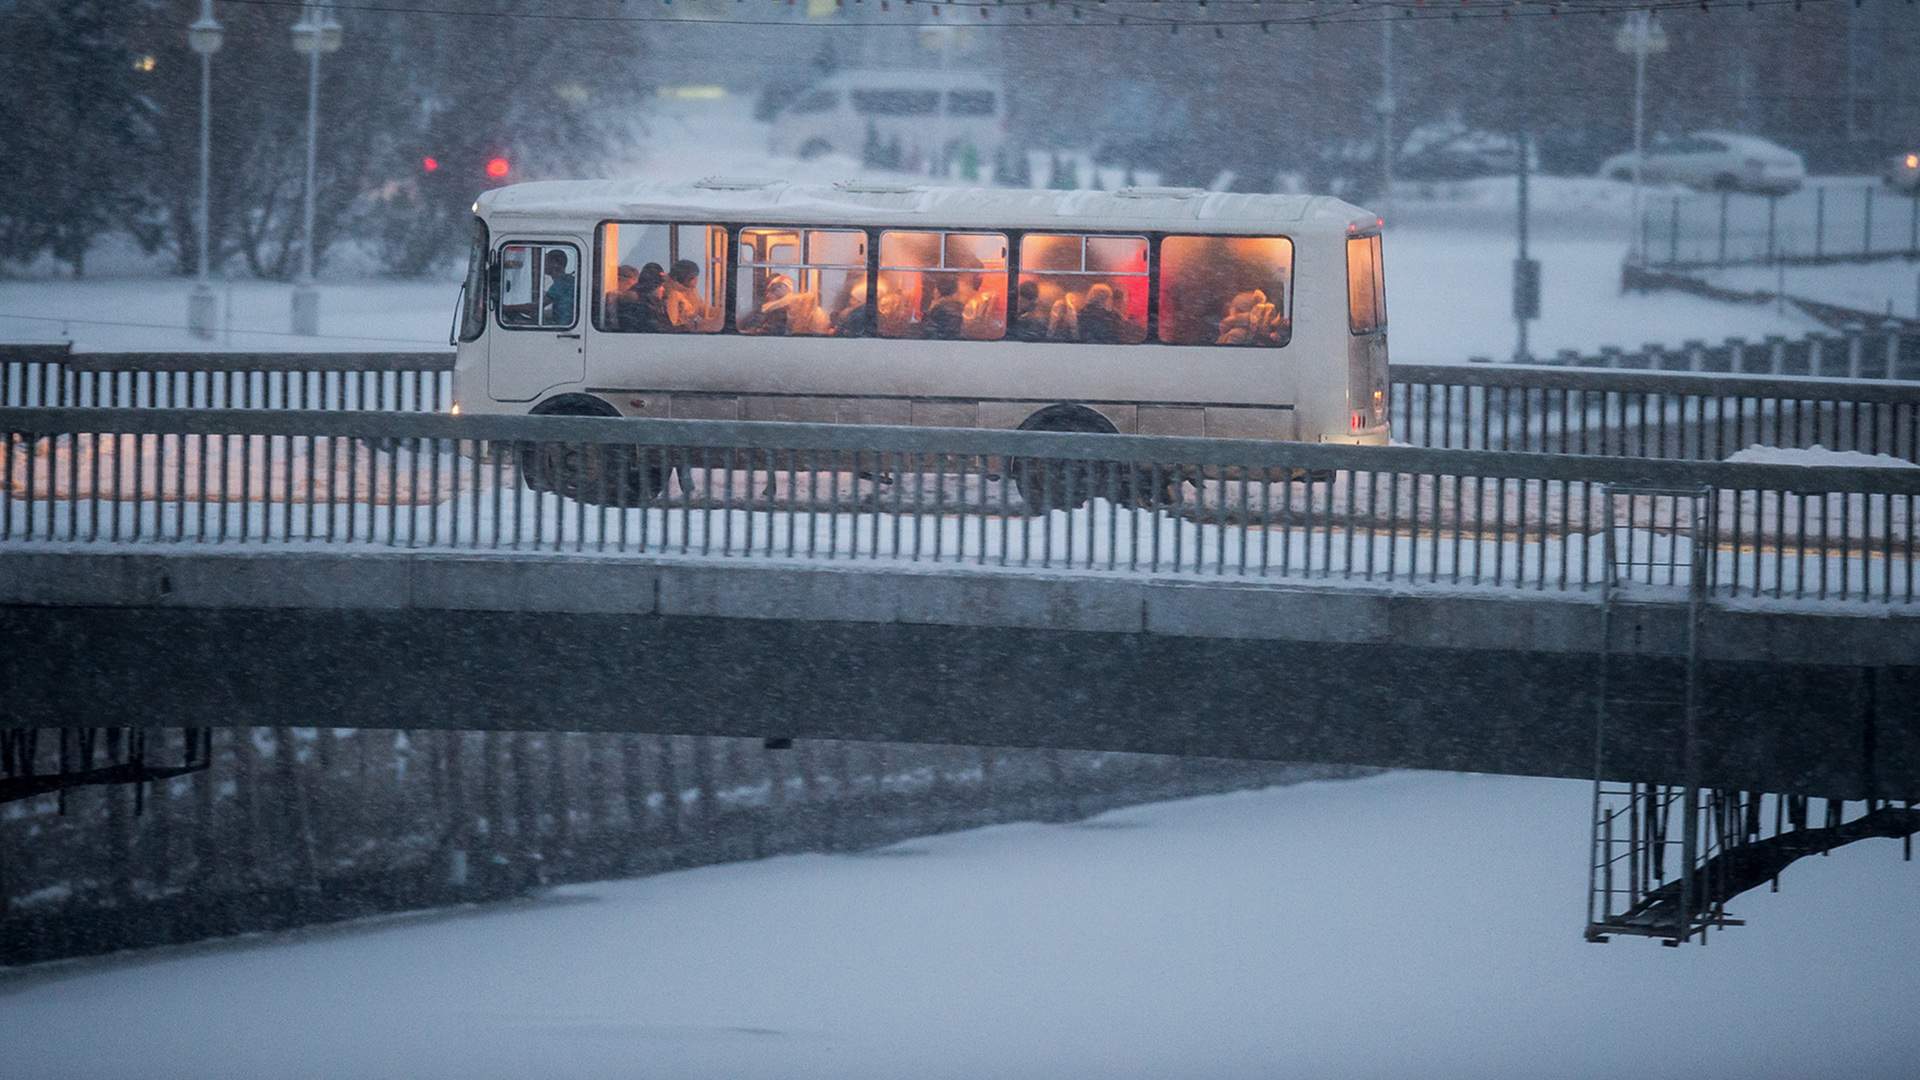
(95, 0), (1874, 33)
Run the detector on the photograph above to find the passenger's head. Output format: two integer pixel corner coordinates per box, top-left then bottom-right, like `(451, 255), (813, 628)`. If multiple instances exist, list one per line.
(1017, 280), (1040, 306)
(765, 274), (794, 302)
(928, 271), (960, 299)
(669, 259), (700, 287)
(544, 250), (571, 278)
(614, 264), (639, 291)
(636, 263), (666, 295)
(1085, 283), (1114, 311)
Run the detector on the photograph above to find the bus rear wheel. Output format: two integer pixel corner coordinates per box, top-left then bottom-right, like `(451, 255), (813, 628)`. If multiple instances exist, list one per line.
(1011, 406), (1135, 513)
(517, 396), (663, 506)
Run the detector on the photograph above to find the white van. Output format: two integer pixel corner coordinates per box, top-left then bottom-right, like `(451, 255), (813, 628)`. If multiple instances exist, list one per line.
(768, 69), (1008, 167)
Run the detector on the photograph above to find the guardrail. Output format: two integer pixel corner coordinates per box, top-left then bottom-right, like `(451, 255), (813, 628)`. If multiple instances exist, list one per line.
(5, 407), (1914, 605)
(1470, 326), (1917, 381)
(1636, 184), (1920, 271)
(0, 345), (454, 410)
(1391, 363), (1920, 461)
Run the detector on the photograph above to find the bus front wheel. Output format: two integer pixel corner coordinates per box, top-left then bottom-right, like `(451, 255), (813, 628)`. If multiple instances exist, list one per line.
(517, 397), (663, 506)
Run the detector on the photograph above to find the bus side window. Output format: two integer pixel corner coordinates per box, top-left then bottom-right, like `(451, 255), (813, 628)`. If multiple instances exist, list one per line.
(594, 222), (726, 334)
(1157, 236), (1293, 348)
(1016, 234), (1148, 345)
(877, 230), (1007, 341)
(496, 242), (579, 330)
(737, 227), (868, 337)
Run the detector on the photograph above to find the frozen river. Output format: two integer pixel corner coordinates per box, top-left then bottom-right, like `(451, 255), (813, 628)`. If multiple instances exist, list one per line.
(2, 771), (1913, 1080)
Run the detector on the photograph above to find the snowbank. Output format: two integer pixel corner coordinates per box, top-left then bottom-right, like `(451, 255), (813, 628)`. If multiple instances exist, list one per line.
(1727, 444), (1918, 469)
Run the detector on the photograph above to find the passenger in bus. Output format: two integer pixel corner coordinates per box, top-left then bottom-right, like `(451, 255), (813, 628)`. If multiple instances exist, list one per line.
(614, 263), (668, 332)
(920, 272), (966, 340)
(1074, 283), (1126, 345)
(664, 259), (708, 331)
(1011, 281), (1049, 342)
(1047, 294), (1078, 342)
(541, 250), (576, 326)
(740, 274), (828, 336)
(1214, 289), (1285, 346)
(831, 280), (874, 337)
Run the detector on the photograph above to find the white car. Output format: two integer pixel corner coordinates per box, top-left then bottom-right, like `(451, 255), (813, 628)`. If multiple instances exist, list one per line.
(1598, 131), (1805, 195)
(768, 68), (1008, 168)
(1887, 150), (1920, 192)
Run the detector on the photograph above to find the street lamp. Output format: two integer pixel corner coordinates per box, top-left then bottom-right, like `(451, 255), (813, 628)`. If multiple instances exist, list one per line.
(186, 1), (222, 340)
(1615, 12), (1669, 265)
(289, 3), (343, 336)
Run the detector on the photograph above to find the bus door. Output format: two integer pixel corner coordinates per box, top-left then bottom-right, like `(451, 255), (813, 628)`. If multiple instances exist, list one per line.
(1344, 232), (1389, 435)
(489, 239), (585, 402)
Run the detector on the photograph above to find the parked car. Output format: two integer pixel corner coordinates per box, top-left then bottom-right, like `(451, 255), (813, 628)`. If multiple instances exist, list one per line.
(1887, 149), (1920, 192)
(1598, 131), (1806, 194)
(1397, 126), (1533, 181)
(767, 68), (1007, 166)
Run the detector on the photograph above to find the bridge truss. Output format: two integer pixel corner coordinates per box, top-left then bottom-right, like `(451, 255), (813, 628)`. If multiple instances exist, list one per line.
(1589, 484), (1919, 945)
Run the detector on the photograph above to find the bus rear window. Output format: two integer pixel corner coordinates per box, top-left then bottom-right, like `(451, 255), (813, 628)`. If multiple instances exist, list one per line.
(878, 230), (1007, 340)
(1346, 234), (1385, 335)
(1157, 236), (1292, 347)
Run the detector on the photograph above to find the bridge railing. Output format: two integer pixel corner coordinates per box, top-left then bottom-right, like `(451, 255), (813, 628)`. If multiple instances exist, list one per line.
(1391, 362), (1920, 461)
(5, 406), (1915, 605)
(11, 343), (1920, 467)
(0, 345), (454, 411)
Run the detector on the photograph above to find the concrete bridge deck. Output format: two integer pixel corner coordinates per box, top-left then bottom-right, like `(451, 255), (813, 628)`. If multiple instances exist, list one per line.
(4, 547), (1914, 802)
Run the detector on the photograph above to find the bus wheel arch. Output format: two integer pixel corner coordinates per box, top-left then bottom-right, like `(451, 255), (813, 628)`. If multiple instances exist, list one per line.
(1010, 404), (1130, 512)
(517, 393), (662, 505)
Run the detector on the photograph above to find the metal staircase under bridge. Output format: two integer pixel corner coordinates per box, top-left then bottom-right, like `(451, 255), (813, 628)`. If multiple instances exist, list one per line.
(1586, 485), (1918, 945)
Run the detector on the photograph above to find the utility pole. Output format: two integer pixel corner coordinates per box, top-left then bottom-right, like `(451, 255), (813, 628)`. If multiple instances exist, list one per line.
(1615, 12), (1666, 265)
(1512, 10), (1539, 361)
(289, 3), (342, 337)
(187, 2), (223, 340)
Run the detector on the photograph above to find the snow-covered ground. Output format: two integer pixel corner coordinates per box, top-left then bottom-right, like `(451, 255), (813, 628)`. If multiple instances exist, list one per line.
(1, 772), (1913, 1080)
(0, 96), (1823, 362)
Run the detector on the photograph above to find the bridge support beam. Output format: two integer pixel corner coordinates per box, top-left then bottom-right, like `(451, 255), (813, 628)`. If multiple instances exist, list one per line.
(2, 551), (1915, 801)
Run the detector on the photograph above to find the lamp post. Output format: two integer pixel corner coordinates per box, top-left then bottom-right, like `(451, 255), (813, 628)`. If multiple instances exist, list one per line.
(289, 3), (342, 336)
(186, 1), (222, 339)
(1615, 12), (1668, 265)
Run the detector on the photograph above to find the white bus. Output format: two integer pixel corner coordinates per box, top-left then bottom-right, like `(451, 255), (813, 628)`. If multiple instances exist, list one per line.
(452, 178), (1389, 500)
(767, 68), (1008, 166)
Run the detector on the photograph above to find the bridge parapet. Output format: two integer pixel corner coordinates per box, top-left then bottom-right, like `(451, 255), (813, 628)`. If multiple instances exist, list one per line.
(4, 405), (1914, 604)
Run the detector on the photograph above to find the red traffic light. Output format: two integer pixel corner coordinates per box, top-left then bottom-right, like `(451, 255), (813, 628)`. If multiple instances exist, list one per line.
(485, 157), (510, 179)
(421, 155), (439, 173)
